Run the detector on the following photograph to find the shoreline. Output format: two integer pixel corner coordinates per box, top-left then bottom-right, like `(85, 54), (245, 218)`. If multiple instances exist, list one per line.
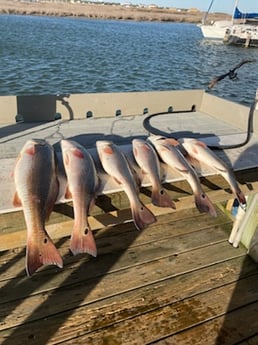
(0, 1), (230, 23)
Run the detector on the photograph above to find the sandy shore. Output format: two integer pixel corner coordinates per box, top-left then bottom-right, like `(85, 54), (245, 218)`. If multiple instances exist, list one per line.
(0, 0), (230, 23)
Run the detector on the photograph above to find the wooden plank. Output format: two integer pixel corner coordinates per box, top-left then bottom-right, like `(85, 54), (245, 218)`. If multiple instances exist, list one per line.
(0, 241), (244, 328)
(151, 303), (258, 345)
(53, 275), (258, 345)
(0, 255), (256, 344)
(1, 168), (256, 252)
(0, 206), (232, 278)
(0, 208), (231, 280)
(238, 336), (258, 345)
(0, 231), (240, 322)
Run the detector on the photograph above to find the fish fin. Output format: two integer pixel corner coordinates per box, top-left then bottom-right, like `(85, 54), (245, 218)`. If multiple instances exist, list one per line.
(195, 140), (208, 149)
(89, 197), (96, 214)
(167, 138), (179, 146)
(70, 226), (97, 257)
(151, 187), (176, 209)
(194, 193), (217, 217)
(65, 185), (73, 199)
(185, 154), (201, 170)
(13, 192), (22, 207)
(113, 177), (122, 185)
(45, 178), (59, 221)
(131, 202), (157, 230)
(26, 234), (63, 277)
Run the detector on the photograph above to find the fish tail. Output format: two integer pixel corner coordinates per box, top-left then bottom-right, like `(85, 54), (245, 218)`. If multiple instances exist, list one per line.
(26, 234), (63, 277)
(131, 201), (157, 230)
(70, 225), (97, 257)
(236, 189), (247, 209)
(194, 193), (217, 217)
(151, 186), (176, 209)
(224, 173), (247, 209)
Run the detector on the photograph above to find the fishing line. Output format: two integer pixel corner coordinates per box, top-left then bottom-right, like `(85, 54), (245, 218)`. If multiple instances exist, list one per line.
(142, 97), (257, 150)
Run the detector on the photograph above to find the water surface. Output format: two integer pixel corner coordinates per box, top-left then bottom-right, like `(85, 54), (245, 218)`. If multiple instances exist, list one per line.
(0, 15), (257, 105)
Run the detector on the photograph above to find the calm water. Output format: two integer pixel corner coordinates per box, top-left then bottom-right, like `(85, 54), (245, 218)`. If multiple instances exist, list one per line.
(0, 14), (257, 105)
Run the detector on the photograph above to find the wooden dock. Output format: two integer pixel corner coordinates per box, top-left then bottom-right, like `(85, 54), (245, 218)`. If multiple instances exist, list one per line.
(0, 169), (258, 345)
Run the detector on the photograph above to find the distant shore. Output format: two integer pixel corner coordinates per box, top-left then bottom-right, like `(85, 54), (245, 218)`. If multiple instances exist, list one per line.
(0, 0), (230, 23)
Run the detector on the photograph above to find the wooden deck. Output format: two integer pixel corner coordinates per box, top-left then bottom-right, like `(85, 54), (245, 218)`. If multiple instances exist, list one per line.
(1, 170), (258, 345)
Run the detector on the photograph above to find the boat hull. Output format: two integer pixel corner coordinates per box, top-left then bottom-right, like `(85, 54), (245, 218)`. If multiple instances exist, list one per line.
(199, 21), (231, 39)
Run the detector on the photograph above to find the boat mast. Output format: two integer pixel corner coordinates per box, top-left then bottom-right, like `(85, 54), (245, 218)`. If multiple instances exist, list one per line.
(232, 0), (239, 22)
(202, 0), (215, 24)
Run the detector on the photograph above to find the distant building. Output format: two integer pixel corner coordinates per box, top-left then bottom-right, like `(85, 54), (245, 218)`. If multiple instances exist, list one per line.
(148, 4), (158, 9)
(188, 8), (200, 13)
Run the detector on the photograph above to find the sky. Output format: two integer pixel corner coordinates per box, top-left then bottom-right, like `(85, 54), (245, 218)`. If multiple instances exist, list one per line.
(103, 1), (258, 15)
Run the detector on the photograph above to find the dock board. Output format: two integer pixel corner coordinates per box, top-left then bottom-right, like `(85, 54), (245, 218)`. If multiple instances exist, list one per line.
(0, 207), (258, 345)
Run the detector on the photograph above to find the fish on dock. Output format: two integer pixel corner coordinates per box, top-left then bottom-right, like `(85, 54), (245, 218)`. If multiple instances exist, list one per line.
(13, 139), (63, 276)
(96, 140), (157, 230)
(149, 135), (217, 217)
(179, 137), (247, 209)
(61, 139), (99, 257)
(132, 138), (176, 209)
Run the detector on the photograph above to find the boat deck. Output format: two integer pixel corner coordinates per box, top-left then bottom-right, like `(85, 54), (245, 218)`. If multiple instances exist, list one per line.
(1, 90), (258, 344)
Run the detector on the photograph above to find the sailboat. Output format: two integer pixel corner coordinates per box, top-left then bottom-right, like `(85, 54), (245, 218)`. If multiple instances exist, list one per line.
(199, 0), (258, 42)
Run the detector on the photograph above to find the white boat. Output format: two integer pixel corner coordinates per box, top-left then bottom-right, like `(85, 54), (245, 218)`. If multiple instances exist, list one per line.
(199, 0), (258, 41)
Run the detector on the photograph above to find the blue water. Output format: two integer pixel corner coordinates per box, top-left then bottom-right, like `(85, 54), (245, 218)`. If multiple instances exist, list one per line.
(0, 14), (257, 105)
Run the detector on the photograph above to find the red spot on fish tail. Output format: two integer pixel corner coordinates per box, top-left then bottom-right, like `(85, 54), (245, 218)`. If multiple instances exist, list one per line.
(103, 146), (114, 155)
(72, 148), (84, 159)
(25, 145), (36, 156)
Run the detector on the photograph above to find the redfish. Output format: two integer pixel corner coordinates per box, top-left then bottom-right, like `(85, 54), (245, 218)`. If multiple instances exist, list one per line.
(61, 139), (99, 257)
(13, 139), (63, 276)
(132, 138), (175, 209)
(96, 140), (156, 230)
(149, 136), (217, 217)
(179, 138), (247, 209)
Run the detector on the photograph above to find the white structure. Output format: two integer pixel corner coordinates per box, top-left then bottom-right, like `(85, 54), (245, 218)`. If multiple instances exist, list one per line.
(198, 0), (258, 41)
